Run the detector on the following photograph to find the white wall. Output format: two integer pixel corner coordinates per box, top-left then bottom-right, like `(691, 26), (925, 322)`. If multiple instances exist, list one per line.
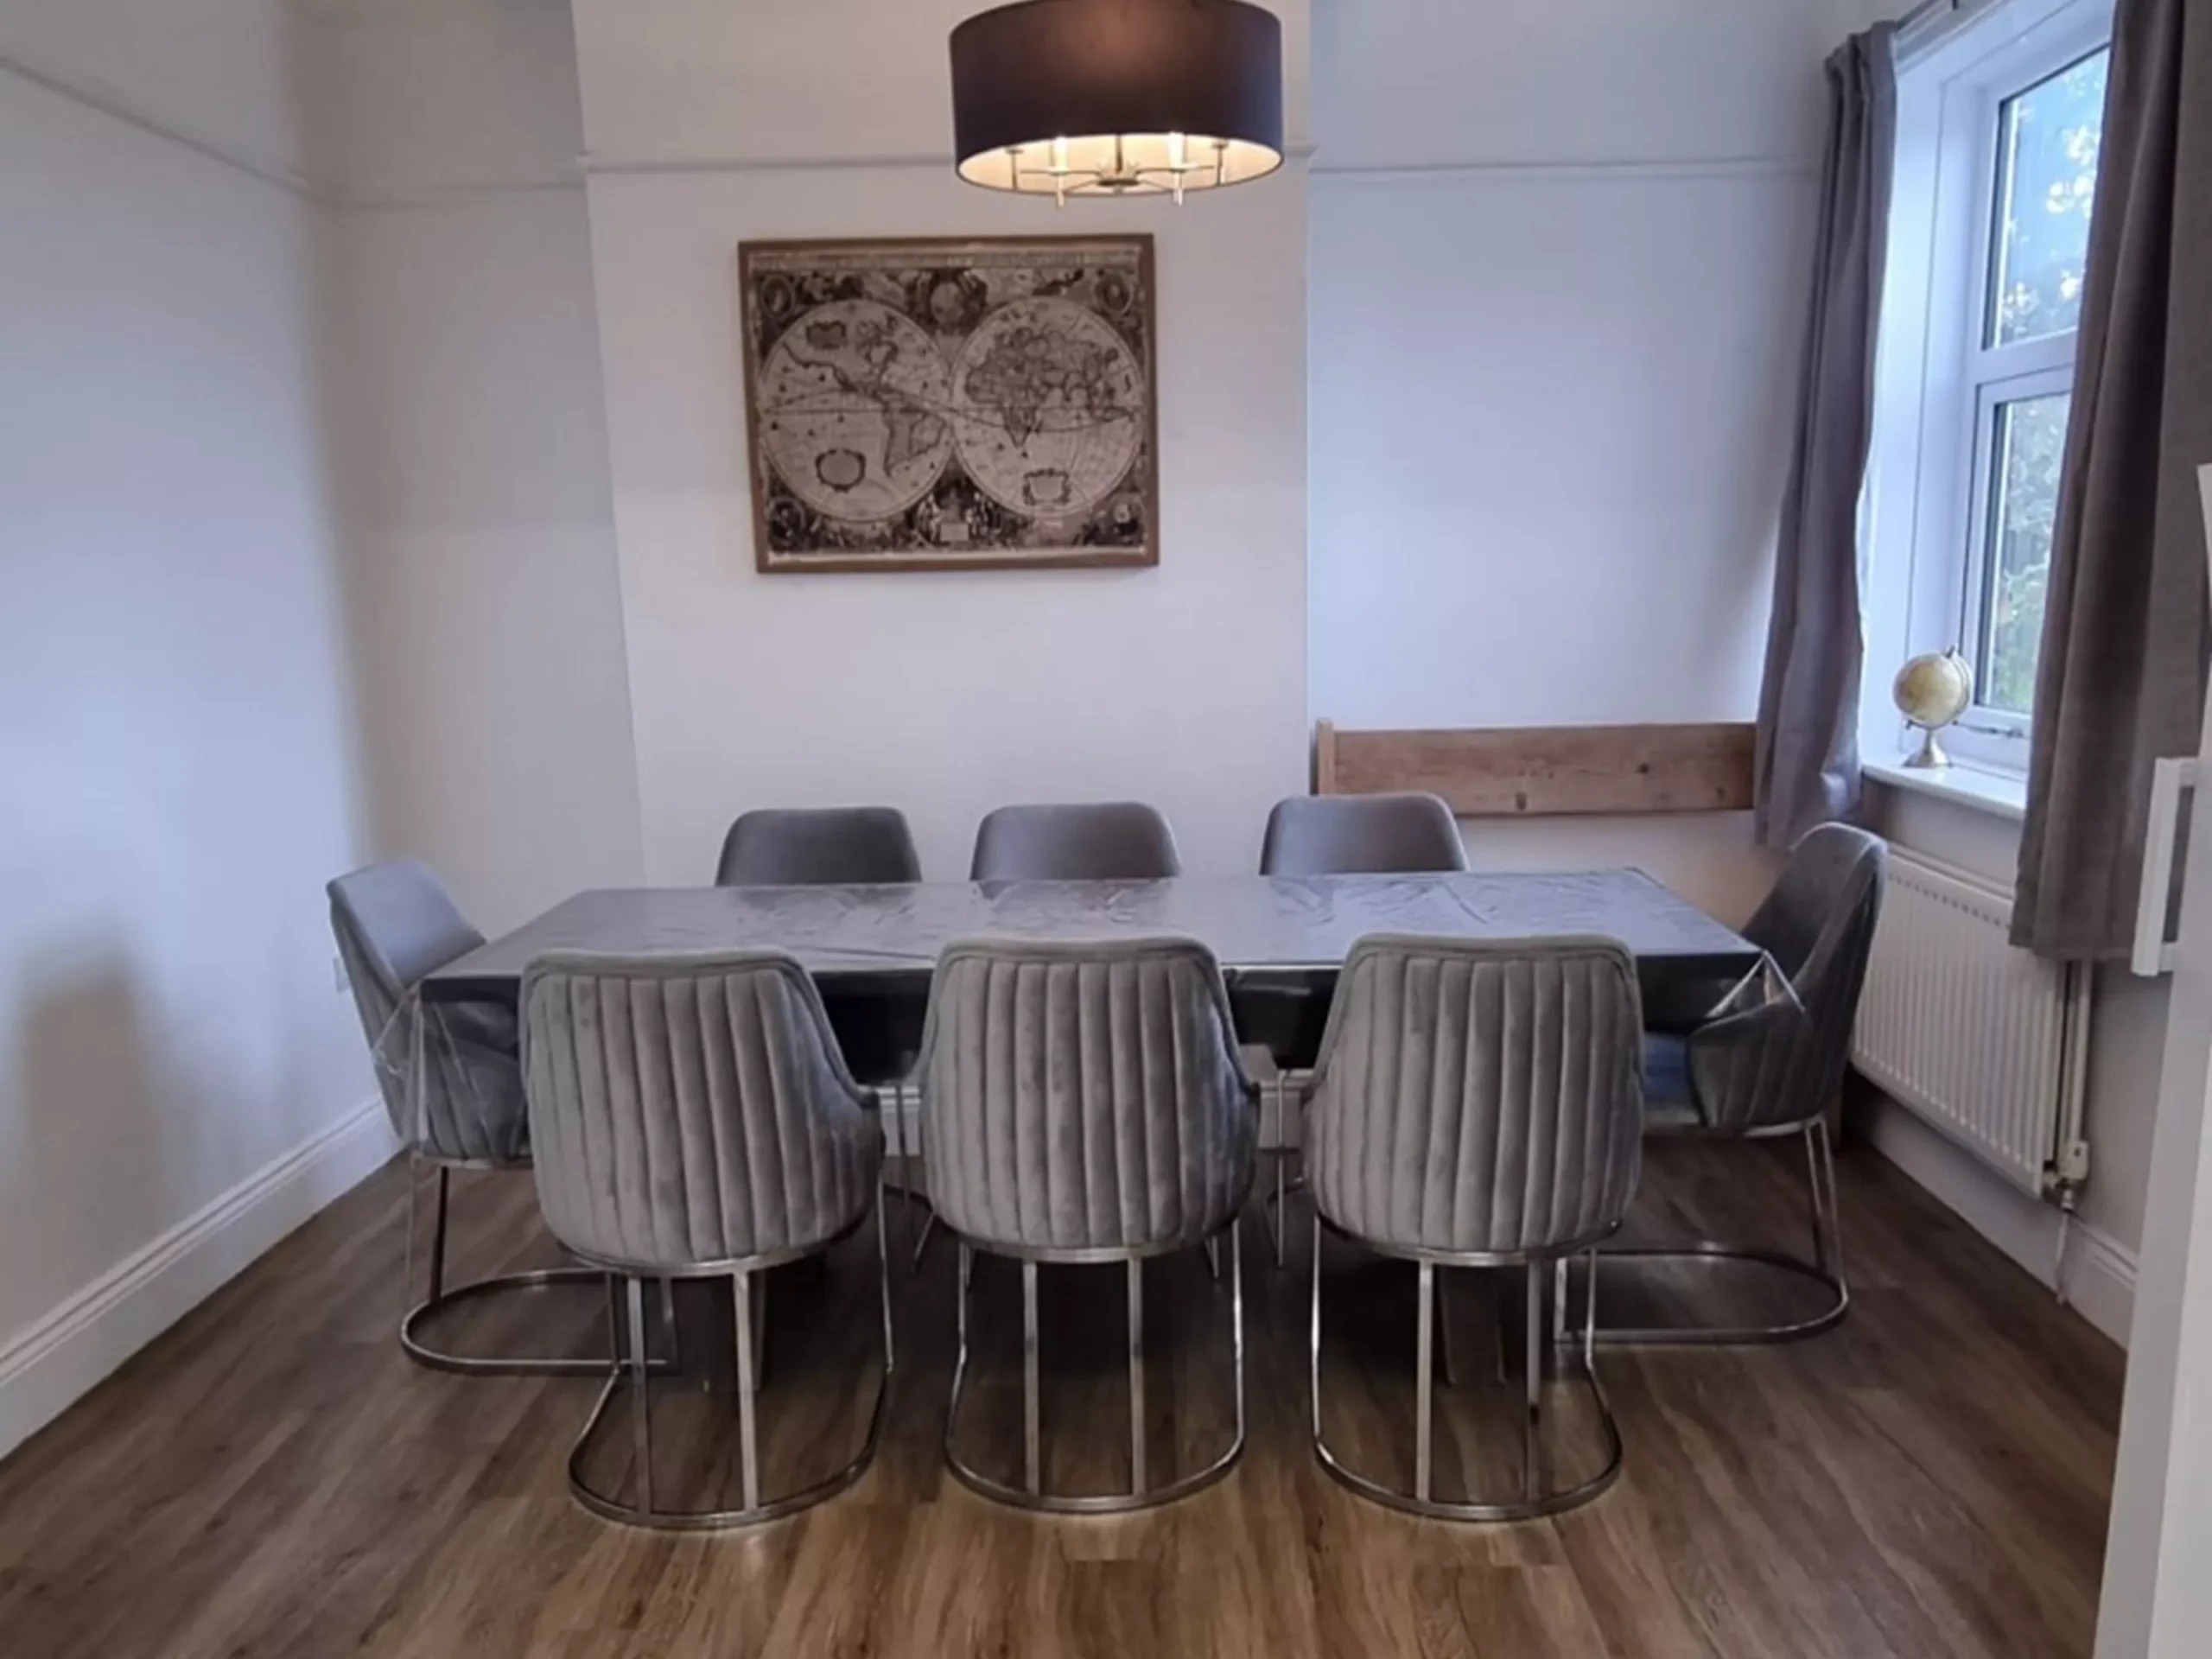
(324, 0), (643, 935)
(0, 20), (383, 1454)
(0, 0), (329, 184)
(1307, 0), (1889, 923)
(0, 0), (645, 1456)
(571, 0), (1312, 884)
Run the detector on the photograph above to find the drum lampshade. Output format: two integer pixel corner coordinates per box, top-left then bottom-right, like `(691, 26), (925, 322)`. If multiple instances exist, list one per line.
(949, 0), (1285, 203)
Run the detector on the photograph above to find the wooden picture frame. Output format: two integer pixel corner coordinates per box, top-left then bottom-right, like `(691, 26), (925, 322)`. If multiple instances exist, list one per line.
(737, 234), (1160, 575)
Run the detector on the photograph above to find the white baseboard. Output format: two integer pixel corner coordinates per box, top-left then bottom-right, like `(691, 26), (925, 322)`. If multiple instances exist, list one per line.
(1850, 1090), (2137, 1347)
(2064, 1220), (2139, 1350)
(0, 1098), (399, 1460)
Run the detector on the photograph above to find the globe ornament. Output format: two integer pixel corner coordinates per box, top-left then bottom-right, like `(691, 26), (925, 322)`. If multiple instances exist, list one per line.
(1893, 648), (1975, 769)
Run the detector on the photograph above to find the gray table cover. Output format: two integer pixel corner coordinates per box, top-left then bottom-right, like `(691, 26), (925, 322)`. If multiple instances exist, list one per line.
(424, 872), (1758, 1008)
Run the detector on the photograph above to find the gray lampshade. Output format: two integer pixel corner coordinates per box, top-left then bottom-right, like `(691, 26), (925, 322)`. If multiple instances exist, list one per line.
(949, 0), (1285, 202)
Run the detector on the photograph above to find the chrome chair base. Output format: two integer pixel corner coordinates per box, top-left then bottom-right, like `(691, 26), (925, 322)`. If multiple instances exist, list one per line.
(1310, 1217), (1624, 1522)
(944, 1226), (1246, 1515)
(565, 1198), (896, 1530)
(1586, 1118), (1848, 1346)
(400, 1160), (644, 1377)
(401, 1270), (621, 1376)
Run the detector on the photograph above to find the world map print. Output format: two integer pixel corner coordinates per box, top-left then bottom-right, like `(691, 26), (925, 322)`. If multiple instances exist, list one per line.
(740, 237), (1157, 573)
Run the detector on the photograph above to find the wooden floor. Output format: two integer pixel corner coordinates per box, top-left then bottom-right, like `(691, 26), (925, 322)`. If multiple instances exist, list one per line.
(0, 1132), (2121, 1659)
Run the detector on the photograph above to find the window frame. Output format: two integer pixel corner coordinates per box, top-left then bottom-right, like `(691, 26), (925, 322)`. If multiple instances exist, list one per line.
(1861, 0), (2113, 776)
(1959, 365), (2075, 732)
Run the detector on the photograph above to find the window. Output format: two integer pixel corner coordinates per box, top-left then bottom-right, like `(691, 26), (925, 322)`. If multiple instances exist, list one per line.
(1962, 48), (2107, 729)
(1863, 0), (2113, 773)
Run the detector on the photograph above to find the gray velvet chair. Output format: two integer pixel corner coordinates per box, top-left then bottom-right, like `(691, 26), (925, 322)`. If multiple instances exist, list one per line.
(520, 948), (892, 1529)
(329, 860), (617, 1376)
(714, 804), (924, 1174)
(1258, 792), (1467, 878)
(1305, 935), (1644, 1520)
(1254, 791), (1470, 1264)
(1592, 822), (1887, 1344)
(915, 937), (1258, 1512)
(715, 805), (922, 887)
(969, 801), (1182, 881)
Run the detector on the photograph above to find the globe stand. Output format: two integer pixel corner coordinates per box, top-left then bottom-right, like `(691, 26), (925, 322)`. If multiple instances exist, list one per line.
(1903, 722), (1953, 769)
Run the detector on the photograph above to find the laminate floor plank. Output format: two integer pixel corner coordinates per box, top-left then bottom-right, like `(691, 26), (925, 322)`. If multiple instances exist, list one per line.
(0, 1134), (2121, 1658)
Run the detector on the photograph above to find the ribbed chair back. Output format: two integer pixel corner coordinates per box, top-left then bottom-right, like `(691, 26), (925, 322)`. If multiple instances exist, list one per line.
(916, 938), (1256, 1255)
(1259, 793), (1467, 876)
(1305, 936), (1644, 1258)
(969, 802), (1181, 882)
(328, 860), (527, 1166)
(715, 806), (923, 887)
(520, 950), (882, 1272)
(1687, 823), (1887, 1133)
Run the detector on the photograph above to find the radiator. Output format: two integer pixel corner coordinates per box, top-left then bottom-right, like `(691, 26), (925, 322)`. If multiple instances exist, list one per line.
(1850, 847), (2092, 1201)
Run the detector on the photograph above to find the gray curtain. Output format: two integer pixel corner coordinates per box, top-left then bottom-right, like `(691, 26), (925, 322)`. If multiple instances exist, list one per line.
(1754, 26), (1897, 849)
(2013, 0), (2212, 958)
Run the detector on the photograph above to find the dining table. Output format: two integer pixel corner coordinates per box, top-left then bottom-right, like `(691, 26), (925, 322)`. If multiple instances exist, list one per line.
(422, 868), (1763, 1071)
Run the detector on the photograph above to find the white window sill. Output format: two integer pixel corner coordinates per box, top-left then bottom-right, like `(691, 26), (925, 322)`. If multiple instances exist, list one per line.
(1863, 756), (2028, 822)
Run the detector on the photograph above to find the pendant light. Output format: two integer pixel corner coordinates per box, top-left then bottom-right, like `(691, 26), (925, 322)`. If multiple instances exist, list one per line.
(949, 0), (1285, 205)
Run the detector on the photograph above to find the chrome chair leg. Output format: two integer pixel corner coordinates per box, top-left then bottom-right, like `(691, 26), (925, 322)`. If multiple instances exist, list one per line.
(944, 1226), (1245, 1514)
(950, 1241), (973, 1446)
(1815, 1117), (1847, 1284)
(399, 1160), (626, 1378)
(1313, 1221), (1623, 1522)
(1307, 1216), (1325, 1446)
(626, 1277), (654, 1514)
(1230, 1223), (1247, 1447)
(565, 1204), (894, 1530)
(1587, 1118), (1851, 1346)
(1414, 1262), (1434, 1503)
(734, 1269), (760, 1511)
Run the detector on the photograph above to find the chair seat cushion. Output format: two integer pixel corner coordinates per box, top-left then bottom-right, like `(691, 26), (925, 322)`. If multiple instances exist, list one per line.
(1641, 1034), (1704, 1130)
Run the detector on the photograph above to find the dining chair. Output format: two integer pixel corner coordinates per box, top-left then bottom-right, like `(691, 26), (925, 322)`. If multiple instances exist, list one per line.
(329, 860), (620, 1376)
(715, 805), (923, 887)
(968, 801), (1182, 881)
(1585, 822), (1887, 1344)
(520, 948), (893, 1529)
(1306, 935), (1644, 1520)
(1257, 791), (1467, 878)
(1253, 791), (1468, 1266)
(916, 937), (1258, 1512)
(714, 804), (925, 1179)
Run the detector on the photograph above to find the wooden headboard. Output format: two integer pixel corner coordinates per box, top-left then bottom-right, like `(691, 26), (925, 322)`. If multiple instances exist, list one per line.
(1313, 721), (1757, 817)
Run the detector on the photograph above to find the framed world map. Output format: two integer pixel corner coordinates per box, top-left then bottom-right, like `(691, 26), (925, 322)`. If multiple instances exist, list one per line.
(737, 235), (1159, 574)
